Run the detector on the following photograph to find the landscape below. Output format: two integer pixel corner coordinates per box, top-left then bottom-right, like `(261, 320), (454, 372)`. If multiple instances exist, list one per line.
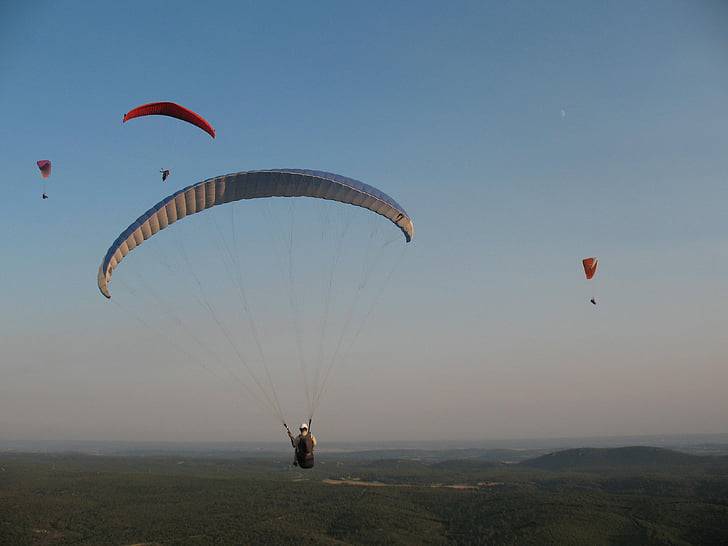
(1, 445), (727, 545)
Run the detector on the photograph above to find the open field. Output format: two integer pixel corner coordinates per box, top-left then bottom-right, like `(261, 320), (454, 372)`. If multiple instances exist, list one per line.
(1, 447), (728, 545)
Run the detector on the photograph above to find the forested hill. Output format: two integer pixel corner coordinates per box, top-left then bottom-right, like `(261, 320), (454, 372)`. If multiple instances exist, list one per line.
(521, 446), (710, 471)
(2, 450), (728, 544)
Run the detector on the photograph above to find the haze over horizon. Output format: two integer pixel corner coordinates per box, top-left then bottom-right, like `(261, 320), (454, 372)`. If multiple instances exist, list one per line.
(2, 1), (727, 444)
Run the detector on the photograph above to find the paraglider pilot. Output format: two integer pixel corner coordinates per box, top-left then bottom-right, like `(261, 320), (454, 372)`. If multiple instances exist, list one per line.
(285, 422), (316, 469)
(160, 169), (170, 182)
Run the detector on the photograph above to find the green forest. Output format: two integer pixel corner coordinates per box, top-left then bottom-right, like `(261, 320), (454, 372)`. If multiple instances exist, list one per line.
(1, 446), (727, 545)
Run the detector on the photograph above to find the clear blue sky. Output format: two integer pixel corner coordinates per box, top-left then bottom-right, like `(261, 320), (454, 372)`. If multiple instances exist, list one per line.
(1, 1), (728, 442)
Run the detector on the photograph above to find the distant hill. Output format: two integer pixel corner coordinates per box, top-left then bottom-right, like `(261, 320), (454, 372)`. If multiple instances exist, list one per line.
(320, 447), (544, 463)
(521, 446), (703, 471)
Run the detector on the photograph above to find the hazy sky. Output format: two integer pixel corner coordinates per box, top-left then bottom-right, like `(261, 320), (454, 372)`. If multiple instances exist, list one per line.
(1, 1), (728, 443)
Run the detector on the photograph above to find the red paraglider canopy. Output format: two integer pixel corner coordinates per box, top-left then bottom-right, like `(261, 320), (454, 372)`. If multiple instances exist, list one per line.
(122, 101), (216, 138)
(37, 160), (52, 179)
(582, 257), (598, 280)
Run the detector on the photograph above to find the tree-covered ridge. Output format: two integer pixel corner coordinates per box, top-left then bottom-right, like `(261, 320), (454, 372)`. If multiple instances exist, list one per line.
(521, 446), (708, 471)
(1, 449), (727, 545)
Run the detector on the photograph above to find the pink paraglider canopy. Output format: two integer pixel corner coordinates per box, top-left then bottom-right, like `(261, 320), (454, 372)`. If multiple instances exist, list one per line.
(37, 160), (52, 179)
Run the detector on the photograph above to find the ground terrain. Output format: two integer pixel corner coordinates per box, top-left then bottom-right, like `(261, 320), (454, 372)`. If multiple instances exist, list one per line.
(1, 446), (727, 545)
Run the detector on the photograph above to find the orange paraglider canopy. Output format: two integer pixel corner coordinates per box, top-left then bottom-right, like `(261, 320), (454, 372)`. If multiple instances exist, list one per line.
(123, 101), (216, 138)
(582, 257), (598, 280)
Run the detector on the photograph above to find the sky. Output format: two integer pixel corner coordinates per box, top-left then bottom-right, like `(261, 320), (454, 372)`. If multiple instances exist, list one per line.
(1, 0), (728, 443)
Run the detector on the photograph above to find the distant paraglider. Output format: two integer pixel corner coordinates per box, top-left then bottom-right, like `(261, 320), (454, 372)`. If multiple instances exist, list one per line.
(37, 160), (51, 199)
(582, 257), (598, 305)
(160, 169), (171, 182)
(123, 101), (216, 138)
